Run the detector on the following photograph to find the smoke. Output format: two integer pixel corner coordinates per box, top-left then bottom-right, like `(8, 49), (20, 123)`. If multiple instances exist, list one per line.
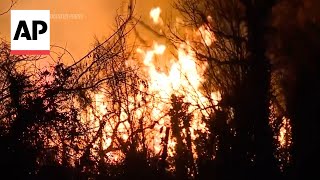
(0, 0), (171, 60)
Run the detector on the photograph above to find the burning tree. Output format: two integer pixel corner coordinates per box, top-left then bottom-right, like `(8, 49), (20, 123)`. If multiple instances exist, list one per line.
(170, 0), (290, 179)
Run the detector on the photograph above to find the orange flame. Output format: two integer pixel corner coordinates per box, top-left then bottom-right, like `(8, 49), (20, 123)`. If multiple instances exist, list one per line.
(150, 7), (163, 25)
(84, 7), (219, 162)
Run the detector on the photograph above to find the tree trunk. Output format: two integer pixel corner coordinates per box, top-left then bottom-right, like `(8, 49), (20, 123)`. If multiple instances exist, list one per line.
(237, 0), (279, 179)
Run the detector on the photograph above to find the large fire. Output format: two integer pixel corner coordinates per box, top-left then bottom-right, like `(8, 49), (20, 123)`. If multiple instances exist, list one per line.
(136, 41), (220, 156)
(83, 7), (219, 162)
(84, 6), (289, 166)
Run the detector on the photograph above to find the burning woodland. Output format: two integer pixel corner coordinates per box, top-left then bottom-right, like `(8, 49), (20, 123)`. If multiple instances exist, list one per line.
(0, 0), (319, 180)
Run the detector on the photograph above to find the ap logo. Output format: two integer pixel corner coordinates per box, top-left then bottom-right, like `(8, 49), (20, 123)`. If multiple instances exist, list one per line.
(11, 10), (50, 55)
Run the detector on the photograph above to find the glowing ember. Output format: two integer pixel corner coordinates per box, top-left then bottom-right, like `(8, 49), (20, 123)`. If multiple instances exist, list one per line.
(279, 117), (292, 148)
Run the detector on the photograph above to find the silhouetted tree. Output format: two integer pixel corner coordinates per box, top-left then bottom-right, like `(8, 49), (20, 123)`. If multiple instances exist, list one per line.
(169, 95), (196, 179)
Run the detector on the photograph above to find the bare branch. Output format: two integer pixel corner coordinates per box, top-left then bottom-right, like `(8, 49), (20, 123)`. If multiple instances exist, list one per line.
(0, 0), (17, 16)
